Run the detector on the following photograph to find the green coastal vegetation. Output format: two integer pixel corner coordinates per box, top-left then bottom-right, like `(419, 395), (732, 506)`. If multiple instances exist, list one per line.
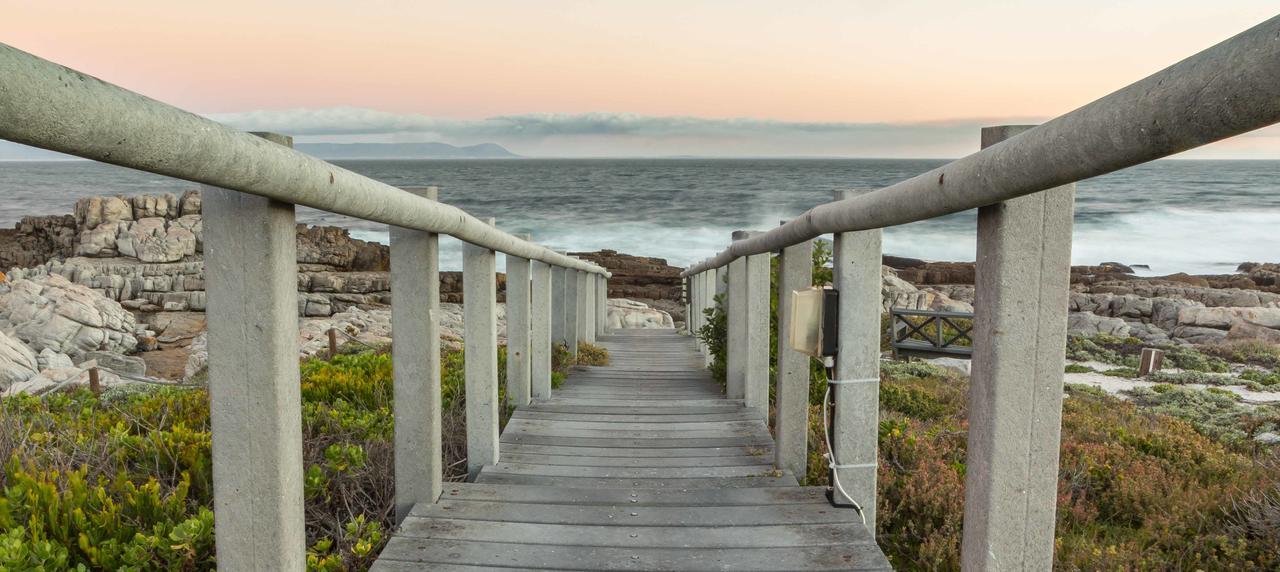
(693, 244), (1280, 570)
(0, 341), (607, 571)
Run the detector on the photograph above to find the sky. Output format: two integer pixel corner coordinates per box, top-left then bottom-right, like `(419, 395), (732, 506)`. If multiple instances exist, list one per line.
(3, 1), (1279, 158)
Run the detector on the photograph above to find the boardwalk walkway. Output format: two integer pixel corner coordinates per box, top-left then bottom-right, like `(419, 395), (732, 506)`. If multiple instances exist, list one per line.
(373, 329), (891, 571)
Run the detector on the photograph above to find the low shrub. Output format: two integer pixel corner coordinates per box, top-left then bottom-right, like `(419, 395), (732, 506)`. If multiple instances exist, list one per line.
(0, 339), (583, 571)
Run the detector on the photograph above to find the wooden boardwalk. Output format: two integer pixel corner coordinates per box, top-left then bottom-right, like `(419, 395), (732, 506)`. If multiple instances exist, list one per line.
(373, 329), (891, 571)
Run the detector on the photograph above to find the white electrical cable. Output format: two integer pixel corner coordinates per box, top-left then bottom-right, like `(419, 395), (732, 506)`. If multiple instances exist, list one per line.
(822, 378), (867, 526)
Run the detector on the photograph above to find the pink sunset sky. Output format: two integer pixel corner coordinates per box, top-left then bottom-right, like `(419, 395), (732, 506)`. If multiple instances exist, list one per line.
(5, 1), (1279, 157)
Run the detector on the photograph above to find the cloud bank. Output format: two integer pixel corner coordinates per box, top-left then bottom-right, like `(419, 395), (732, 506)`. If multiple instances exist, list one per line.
(201, 107), (1280, 159)
(206, 108), (1033, 158)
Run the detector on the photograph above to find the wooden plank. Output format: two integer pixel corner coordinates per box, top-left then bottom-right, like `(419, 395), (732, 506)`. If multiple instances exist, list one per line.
(437, 483), (830, 506)
(512, 411), (761, 423)
(483, 463), (778, 479)
(498, 444), (772, 458)
(497, 453), (778, 468)
(409, 499), (859, 526)
(499, 434), (773, 448)
(395, 518), (876, 549)
(375, 538), (892, 570)
(507, 419), (767, 432)
(473, 473), (796, 489)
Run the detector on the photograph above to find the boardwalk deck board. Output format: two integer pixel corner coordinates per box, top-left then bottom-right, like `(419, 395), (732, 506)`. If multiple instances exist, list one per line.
(374, 329), (890, 571)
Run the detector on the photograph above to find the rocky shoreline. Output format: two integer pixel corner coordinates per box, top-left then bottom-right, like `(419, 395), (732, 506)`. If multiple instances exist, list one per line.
(3, 190), (1279, 395)
(0, 190), (684, 392)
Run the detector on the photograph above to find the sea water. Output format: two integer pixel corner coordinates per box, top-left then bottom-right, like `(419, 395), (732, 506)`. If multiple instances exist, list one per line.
(1, 158), (1276, 274)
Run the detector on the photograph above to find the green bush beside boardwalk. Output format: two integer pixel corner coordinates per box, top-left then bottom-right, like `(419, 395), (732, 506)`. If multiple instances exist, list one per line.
(694, 245), (1280, 570)
(0, 342), (606, 571)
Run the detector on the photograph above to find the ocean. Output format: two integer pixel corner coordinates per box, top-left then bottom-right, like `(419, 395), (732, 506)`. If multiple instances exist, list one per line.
(1, 158), (1277, 275)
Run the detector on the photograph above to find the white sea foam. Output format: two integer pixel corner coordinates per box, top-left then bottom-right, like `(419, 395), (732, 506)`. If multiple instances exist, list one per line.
(355, 208), (1277, 275)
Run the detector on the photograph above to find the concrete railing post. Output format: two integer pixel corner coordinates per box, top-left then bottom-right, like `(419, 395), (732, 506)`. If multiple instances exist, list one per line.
(390, 186), (442, 523)
(775, 226), (814, 479)
(832, 189), (883, 535)
(204, 131), (304, 570)
(505, 234), (533, 408)
(962, 125), (1076, 570)
(689, 272), (702, 342)
(565, 267), (580, 359)
(744, 235), (770, 414)
(463, 217), (499, 479)
(551, 264), (566, 346)
(531, 260), (553, 399)
(576, 269), (591, 346)
(595, 274), (608, 337)
(726, 240), (748, 399)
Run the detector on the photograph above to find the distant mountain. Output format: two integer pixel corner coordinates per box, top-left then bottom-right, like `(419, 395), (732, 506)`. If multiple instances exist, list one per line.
(296, 142), (519, 159)
(0, 140), (518, 161)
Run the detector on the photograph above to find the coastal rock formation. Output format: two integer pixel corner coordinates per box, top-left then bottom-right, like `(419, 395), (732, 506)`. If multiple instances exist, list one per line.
(0, 330), (39, 389)
(571, 250), (683, 302)
(608, 299), (674, 329)
(881, 267), (973, 313)
(0, 215), (76, 270)
(0, 274), (138, 360)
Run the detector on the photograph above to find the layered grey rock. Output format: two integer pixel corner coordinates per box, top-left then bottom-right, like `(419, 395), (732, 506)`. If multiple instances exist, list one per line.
(0, 330), (38, 389)
(0, 274), (138, 359)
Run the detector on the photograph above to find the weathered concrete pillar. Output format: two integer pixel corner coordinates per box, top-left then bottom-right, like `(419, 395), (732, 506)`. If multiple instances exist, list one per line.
(463, 218), (499, 478)
(685, 274), (695, 335)
(962, 125), (1075, 570)
(726, 240), (748, 399)
(505, 234), (532, 408)
(531, 260), (553, 399)
(832, 189), (883, 535)
(743, 237), (771, 415)
(564, 267), (580, 359)
(689, 272), (702, 343)
(595, 274), (608, 337)
(390, 186), (442, 523)
(551, 264), (567, 345)
(775, 228), (813, 479)
(711, 264), (727, 367)
(575, 269), (591, 346)
(204, 132), (305, 570)
(581, 270), (596, 344)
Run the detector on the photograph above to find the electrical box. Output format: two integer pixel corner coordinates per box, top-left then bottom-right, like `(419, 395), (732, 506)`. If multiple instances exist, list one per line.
(789, 287), (839, 357)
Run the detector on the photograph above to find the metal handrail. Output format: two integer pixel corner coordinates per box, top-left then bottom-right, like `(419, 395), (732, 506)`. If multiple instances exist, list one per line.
(0, 44), (609, 277)
(683, 15), (1280, 276)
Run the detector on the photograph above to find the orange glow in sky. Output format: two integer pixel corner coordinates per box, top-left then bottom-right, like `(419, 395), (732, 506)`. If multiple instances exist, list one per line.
(3, 1), (1278, 157)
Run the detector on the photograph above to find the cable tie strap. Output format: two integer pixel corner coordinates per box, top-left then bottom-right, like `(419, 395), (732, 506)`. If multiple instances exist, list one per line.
(827, 377), (880, 386)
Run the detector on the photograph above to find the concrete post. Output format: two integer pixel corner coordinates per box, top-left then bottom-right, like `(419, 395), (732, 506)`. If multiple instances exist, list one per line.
(962, 125), (1075, 570)
(505, 234), (532, 408)
(575, 269), (591, 346)
(725, 244), (748, 399)
(390, 186), (442, 523)
(775, 229), (813, 479)
(564, 267), (580, 359)
(595, 274), (608, 337)
(744, 237), (771, 415)
(711, 264), (727, 367)
(530, 260), (553, 399)
(832, 189), (883, 535)
(463, 217), (499, 479)
(551, 264), (567, 346)
(689, 272), (702, 343)
(581, 269), (596, 344)
(204, 132), (305, 571)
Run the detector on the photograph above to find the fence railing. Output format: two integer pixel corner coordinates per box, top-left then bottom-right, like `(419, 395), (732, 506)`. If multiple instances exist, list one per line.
(682, 15), (1280, 570)
(888, 308), (974, 359)
(0, 44), (610, 571)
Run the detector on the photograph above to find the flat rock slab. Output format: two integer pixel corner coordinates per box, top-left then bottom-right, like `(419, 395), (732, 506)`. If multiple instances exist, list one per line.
(373, 329), (890, 571)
